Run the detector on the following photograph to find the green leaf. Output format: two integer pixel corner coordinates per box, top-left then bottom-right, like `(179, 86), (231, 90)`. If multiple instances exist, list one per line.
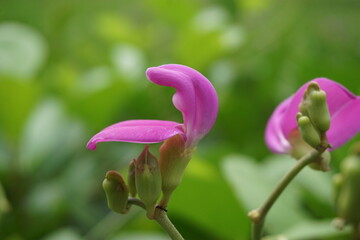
(41, 228), (82, 240)
(18, 99), (83, 173)
(0, 182), (11, 219)
(170, 157), (249, 240)
(222, 154), (308, 234)
(0, 79), (39, 141)
(263, 155), (334, 217)
(262, 220), (351, 240)
(0, 22), (47, 79)
(109, 233), (169, 240)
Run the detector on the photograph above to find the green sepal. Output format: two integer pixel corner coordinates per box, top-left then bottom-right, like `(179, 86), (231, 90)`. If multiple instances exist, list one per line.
(159, 134), (193, 207)
(135, 145), (161, 219)
(128, 159), (137, 197)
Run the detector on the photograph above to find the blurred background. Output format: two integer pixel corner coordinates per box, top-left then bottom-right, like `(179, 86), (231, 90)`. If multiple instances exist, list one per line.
(0, 0), (360, 239)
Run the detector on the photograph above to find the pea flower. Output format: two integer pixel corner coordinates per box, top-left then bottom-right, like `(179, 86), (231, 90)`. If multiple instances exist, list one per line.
(86, 64), (218, 150)
(87, 64), (218, 207)
(265, 78), (360, 154)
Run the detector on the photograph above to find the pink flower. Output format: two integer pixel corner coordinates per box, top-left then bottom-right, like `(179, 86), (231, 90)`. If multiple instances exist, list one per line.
(87, 64), (218, 150)
(265, 78), (360, 154)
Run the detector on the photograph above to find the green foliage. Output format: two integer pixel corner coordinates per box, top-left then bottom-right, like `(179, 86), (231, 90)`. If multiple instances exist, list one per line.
(0, 0), (359, 239)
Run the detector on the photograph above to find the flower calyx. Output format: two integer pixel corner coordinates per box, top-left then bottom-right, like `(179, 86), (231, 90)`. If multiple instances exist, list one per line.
(134, 145), (162, 219)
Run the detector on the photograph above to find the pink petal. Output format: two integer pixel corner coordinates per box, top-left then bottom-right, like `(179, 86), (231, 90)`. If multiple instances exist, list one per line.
(146, 64), (218, 147)
(327, 97), (360, 149)
(280, 78), (357, 143)
(265, 98), (292, 153)
(86, 120), (185, 150)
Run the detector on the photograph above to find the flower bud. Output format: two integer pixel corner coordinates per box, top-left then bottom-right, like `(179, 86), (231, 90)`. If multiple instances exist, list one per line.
(128, 159), (137, 197)
(135, 145), (161, 219)
(102, 170), (129, 214)
(158, 134), (193, 207)
(307, 90), (330, 132)
(335, 154), (360, 225)
(296, 113), (321, 149)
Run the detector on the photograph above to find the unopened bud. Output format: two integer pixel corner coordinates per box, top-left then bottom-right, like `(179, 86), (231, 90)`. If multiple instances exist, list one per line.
(307, 90), (330, 132)
(335, 154), (360, 225)
(128, 159), (137, 197)
(159, 134), (193, 207)
(297, 113), (321, 149)
(102, 170), (129, 214)
(135, 145), (161, 219)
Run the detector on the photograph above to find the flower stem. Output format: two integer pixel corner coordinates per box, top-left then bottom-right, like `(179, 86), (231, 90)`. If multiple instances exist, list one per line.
(128, 197), (184, 240)
(249, 150), (323, 240)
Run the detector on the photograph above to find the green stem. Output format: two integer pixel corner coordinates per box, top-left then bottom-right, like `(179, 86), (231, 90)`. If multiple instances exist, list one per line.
(249, 150), (323, 240)
(128, 198), (184, 240)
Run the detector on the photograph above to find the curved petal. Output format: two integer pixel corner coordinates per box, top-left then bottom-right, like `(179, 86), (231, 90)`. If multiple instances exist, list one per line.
(280, 78), (357, 141)
(265, 97), (292, 153)
(146, 64), (218, 147)
(86, 120), (185, 150)
(327, 98), (360, 149)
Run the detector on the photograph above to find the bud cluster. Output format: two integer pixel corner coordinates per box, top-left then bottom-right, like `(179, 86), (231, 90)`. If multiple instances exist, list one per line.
(102, 135), (192, 219)
(297, 82), (331, 151)
(102, 145), (161, 219)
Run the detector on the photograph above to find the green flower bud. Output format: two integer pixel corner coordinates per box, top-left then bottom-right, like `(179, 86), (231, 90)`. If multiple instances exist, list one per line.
(102, 170), (129, 214)
(308, 90), (330, 132)
(159, 134), (193, 207)
(135, 145), (161, 219)
(296, 113), (321, 149)
(336, 154), (360, 225)
(128, 159), (137, 197)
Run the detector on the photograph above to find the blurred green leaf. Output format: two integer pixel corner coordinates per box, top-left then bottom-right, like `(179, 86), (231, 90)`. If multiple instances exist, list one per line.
(84, 210), (143, 240)
(18, 99), (82, 173)
(222, 154), (309, 234)
(111, 44), (146, 81)
(41, 228), (82, 240)
(109, 233), (169, 240)
(262, 155), (335, 217)
(0, 22), (47, 79)
(0, 79), (40, 141)
(0, 182), (11, 217)
(171, 157), (249, 240)
(263, 220), (351, 240)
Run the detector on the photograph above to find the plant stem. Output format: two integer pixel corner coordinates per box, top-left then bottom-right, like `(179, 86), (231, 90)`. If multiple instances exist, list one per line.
(128, 197), (184, 240)
(249, 150), (323, 240)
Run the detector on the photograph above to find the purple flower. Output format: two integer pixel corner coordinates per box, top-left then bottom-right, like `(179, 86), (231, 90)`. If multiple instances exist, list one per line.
(87, 64), (218, 150)
(265, 78), (360, 154)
